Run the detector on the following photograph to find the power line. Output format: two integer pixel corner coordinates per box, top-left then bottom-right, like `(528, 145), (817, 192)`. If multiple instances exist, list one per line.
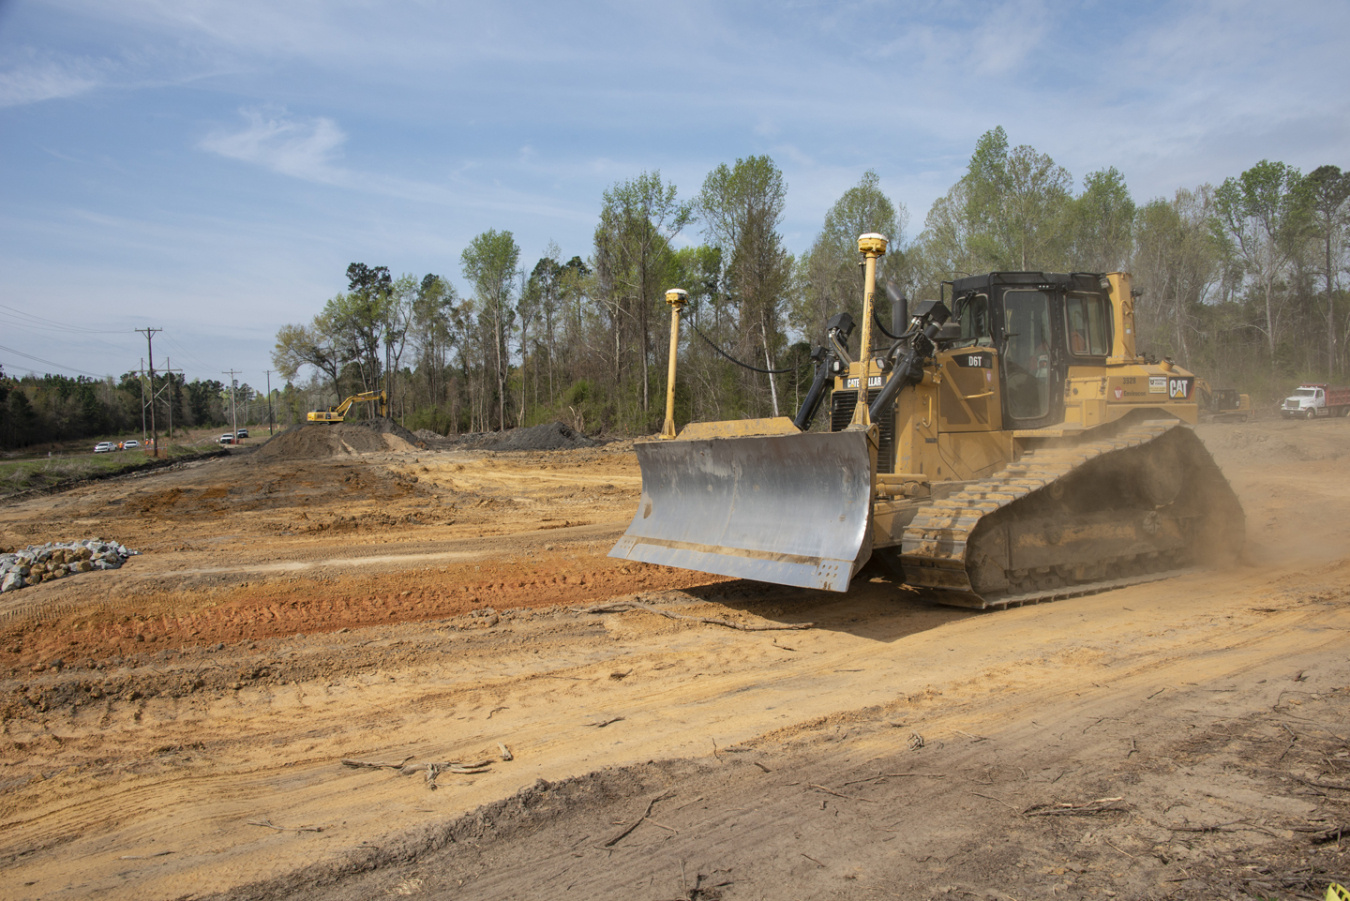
(162, 334), (215, 375)
(0, 303), (133, 336)
(0, 343), (113, 380)
(0, 323), (135, 368)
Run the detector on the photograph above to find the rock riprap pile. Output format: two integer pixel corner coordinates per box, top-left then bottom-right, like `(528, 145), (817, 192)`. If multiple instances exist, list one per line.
(0, 540), (138, 593)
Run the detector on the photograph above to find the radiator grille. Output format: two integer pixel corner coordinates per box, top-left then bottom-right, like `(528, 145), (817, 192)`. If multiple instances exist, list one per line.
(829, 389), (894, 474)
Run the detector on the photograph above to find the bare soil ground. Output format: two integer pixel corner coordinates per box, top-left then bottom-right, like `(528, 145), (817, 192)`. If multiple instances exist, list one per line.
(0, 418), (1347, 901)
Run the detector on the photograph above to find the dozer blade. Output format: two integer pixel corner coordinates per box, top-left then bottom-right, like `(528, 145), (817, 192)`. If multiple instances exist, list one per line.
(610, 427), (875, 592)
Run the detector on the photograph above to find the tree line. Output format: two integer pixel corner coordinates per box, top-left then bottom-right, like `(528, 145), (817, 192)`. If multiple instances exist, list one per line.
(4, 127), (1346, 450)
(0, 369), (243, 451)
(274, 128), (1349, 436)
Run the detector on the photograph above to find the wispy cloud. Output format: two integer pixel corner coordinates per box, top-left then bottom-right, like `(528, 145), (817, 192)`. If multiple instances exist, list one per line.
(197, 106), (594, 228)
(0, 54), (102, 107)
(200, 108), (348, 182)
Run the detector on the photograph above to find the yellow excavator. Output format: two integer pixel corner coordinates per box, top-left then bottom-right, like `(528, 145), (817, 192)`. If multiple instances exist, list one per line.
(306, 390), (388, 424)
(1195, 379), (1252, 422)
(611, 234), (1244, 609)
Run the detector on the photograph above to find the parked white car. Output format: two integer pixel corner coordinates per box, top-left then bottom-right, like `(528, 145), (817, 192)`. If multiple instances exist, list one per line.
(94, 442), (114, 453)
(123, 440), (140, 449)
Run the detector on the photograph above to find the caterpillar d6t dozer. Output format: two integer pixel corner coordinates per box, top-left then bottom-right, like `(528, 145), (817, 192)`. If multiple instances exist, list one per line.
(611, 234), (1244, 609)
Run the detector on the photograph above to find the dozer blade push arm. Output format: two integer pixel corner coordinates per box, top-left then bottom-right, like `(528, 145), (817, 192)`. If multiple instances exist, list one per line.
(867, 302), (949, 422)
(794, 313), (855, 431)
(794, 346), (833, 430)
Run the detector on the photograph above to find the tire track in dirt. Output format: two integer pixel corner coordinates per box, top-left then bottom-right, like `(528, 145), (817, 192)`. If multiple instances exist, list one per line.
(2, 420), (1349, 900)
(7, 558), (1345, 901)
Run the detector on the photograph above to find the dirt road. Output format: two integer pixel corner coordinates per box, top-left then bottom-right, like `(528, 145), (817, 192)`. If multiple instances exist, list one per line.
(1, 419), (1347, 900)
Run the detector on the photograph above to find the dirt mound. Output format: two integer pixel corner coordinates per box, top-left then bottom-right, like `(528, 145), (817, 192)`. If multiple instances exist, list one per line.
(447, 421), (596, 452)
(254, 420), (424, 461)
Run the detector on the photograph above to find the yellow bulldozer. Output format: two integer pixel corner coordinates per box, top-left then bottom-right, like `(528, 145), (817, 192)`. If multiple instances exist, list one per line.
(611, 234), (1244, 609)
(306, 390), (388, 424)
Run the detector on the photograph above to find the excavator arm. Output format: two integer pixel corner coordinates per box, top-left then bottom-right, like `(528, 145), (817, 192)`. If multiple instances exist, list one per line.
(306, 390), (388, 423)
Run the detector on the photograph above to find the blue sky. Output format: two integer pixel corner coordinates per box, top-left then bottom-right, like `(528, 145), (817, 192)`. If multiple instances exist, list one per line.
(2, 0), (1346, 391)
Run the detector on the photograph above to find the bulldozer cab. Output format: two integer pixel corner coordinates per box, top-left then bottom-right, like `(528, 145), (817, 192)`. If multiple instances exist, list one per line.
(946, 272), (1113, 433)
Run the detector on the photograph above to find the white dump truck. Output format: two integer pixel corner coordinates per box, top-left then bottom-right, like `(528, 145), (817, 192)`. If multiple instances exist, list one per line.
(1280, 383), (1350, 419)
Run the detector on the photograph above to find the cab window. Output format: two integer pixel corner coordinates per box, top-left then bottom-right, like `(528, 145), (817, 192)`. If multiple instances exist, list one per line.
(1065, 293), (1111, 356)
(953, 293), (992, 347)
(1003, 289), (1052, 420)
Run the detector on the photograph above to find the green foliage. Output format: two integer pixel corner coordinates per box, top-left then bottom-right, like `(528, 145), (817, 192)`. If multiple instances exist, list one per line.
(1303, 165), (1350, 378)
(243, 144), (1350, 438)
(1, 387), (38, 448)
(795, 170), (908, 348)
(563, 377), (593, 407)
(402, 405), (455, 436)
(593, 171), (692, 425)
(1212, 160), (1311, 367)
(696, 155), (794, 418)
(1069, 167), (1136, 272)
(329, 262), (395, 392)
(186, 379), (226, 427)
(461, 229), (521, 431)
(273, 313), (343, 397)
(916, 126), (1077, 294)
(1131, 188), (1220, 364)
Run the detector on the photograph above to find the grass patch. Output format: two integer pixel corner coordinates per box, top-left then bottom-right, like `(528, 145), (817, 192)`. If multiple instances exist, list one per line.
(0, 445), (219, 495)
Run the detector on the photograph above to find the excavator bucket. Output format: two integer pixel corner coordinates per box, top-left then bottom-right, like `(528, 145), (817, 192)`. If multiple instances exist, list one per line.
(610, 425), (875, 592)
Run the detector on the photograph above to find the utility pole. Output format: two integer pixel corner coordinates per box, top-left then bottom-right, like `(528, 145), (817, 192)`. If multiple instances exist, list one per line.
(139, 359), (147, 443)
(157, 359), (184, 450)
(264, 369), (275, 435)
(223, 369), (241, 443)
(136, 328), (162, 456)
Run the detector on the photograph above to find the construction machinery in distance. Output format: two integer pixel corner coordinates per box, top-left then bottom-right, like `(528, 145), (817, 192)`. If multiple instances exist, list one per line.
(306, 390), (388, 424)
(612, 234), (1245, 609)
(1196, 379), (1252, 422)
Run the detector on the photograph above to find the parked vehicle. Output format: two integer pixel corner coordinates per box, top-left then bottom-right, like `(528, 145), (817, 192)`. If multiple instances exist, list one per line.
(236, 428), (249, 439)
(94, 442), (114, 454)
(1280, 383), (1350, 419)
(219, 433), (236, 445)
(123, 440), (140, 449)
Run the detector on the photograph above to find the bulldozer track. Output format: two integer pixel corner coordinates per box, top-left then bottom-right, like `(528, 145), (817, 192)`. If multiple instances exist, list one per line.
(898, 419), (1220, 609)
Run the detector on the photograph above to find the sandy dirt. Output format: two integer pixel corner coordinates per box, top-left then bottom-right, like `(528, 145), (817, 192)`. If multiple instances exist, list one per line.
(0, 418), (1347, 901)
